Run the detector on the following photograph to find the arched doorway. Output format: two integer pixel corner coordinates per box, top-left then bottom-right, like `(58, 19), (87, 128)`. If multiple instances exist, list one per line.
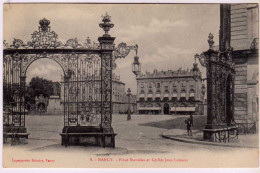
(226, 75), (233, 126)
(163, 103), (169, 114)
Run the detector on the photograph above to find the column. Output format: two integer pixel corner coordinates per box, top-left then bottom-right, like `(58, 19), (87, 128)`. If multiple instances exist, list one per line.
(98, 36), (115, 132)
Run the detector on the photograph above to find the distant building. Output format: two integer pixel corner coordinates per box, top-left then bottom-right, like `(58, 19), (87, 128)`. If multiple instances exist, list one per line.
(112, 75), (137, 114)
(60, 73), (137, 114)
(47, 95), (62, 114)
(136, 63), (205, 115)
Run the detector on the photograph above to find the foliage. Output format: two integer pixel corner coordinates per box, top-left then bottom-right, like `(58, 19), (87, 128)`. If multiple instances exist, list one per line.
(3, 76), (61, 107)
(25, 77), (61, 104)
(29, 76), (54, 98)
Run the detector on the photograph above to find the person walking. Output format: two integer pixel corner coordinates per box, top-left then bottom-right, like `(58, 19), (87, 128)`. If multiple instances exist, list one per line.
(185, 117), (192, 136)
(190, 113), (193, 125)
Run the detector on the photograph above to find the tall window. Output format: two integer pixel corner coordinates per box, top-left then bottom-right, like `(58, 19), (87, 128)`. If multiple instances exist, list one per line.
(180, 89), (186, 101)
(163, 97), (169, 101)
(189, 89), (195, 101)
(148, 82), (152, 89)
(155, 97), (161, 101)
(156, 83), (161, 89)
(172, 89), (178, 100)
(147, 97), (153, 102)
(139, 97), (145, 102)
(165, 85), (169, 93)
(140, 83), (144, 94)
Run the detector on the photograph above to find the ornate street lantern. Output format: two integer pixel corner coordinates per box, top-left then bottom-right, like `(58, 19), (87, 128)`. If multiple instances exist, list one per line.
(132, 55), (141, 76)
(113, 43), (141, 76)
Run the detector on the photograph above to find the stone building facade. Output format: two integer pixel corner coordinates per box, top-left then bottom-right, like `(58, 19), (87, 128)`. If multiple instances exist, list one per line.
(136, 63), (205, 115)
(111, 74), (137, 114)
(229, 4), (259, 125)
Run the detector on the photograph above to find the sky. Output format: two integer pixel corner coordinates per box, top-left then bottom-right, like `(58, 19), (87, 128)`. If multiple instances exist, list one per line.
(3, 4), (220, 94)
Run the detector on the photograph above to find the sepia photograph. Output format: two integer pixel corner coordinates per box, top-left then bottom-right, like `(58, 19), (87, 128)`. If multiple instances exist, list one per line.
(1, 1), (259, 169)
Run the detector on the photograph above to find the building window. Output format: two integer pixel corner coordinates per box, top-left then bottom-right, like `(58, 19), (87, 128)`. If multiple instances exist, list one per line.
(147, 97), (153, 102)
(140, 83), (144, 90)
(189, 97), (195, 101)
(171, 97), (177, 102)
(163, 97), (169, 101)
(165, 86), (169, 93)
(173, 82), (177, 87)
(139, 98), (145, 102)
(172, 89), (178, 101)
(180, 97), (186, 102)
(155, 97), (161, 101)
(180, 89), (186, 101)
(189, 89), (195, 101)
(156, 83), (161, 88)
(148, 82), (152, 89)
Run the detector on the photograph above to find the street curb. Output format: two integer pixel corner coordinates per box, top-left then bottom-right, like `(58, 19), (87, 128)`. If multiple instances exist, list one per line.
(160, 133), (258, 149)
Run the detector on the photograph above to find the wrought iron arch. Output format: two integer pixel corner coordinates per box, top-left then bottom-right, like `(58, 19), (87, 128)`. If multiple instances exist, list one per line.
(21, 54), (68, 77)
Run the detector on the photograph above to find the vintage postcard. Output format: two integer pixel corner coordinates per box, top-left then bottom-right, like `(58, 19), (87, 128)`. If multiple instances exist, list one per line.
(2, 2), (259, 169)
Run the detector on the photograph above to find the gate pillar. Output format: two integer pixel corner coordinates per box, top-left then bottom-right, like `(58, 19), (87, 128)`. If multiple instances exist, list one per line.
(97, 13), (116, 147)
(98, 36), (115, 133)
(197, 33), (237, 142)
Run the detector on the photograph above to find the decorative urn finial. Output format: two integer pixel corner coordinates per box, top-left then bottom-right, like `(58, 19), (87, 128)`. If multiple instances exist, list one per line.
(99, 12), (114, 37)
(208, 33), (214, 49)
(39, 18), (50, 32)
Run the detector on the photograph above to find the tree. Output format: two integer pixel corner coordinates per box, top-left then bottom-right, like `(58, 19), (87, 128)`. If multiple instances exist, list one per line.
(29, 76), (55, 98)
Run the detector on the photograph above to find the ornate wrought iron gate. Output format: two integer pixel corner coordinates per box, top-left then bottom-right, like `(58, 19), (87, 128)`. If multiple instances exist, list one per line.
(196, 33), (237, 142)
(197, 34), (235, 128)
(3, 14), (119, 147)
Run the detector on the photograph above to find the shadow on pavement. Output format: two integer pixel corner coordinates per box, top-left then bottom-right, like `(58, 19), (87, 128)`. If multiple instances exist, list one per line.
(139, 115), (207, 130)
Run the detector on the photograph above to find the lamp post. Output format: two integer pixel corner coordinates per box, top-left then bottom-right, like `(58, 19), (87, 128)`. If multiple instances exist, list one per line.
(127, 88), (132, 120)
(113, 43), (141, 120)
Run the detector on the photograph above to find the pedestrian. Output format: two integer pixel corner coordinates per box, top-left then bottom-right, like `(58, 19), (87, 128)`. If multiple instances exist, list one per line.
(190, 113), (193, 127)
(185, 118), (192, 136)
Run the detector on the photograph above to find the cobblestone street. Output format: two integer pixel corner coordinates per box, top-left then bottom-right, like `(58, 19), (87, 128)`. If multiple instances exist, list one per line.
(3, 114), (258, 168)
